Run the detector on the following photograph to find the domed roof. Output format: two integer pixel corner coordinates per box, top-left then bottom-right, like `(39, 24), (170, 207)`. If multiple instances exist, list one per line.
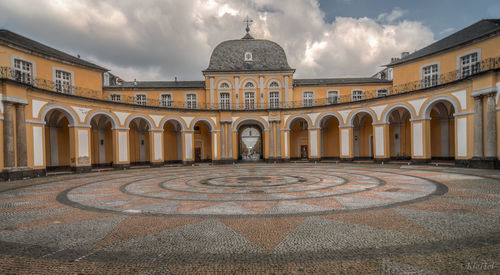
(204, 34), (293, 73)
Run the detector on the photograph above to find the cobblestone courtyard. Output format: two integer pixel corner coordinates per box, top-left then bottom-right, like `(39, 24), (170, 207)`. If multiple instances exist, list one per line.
(0, 163), (499, 274)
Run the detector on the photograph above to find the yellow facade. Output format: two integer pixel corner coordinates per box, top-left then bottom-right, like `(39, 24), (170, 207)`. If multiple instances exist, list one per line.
(1, 20), (500, 180)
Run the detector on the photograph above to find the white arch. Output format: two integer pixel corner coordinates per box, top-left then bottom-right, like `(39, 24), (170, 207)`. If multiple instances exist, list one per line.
(190, 117), (216, 131)
(240, 76), (258, 88)
(160, 117), (186, 131)
(285, 114), (313, 130)
(421, 95), (460, 119)
(381, 103), (416, 124)
(125, 114), (155, 129)
(232, 117), (269, 131)
(39, 104), (78, 126)
(265, 77), (283, 88)
(347, 109), (377, 126)
(316, 112), (343, 128)
(216, 77), (234, 89)
(86, 110), (119, 129)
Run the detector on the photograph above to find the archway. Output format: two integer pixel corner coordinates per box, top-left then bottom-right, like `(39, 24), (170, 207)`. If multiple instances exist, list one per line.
(387, 108), (412, 159)
(163, 120), (183, 163)
(238, 125), (263, 161)
(289, 117), (309, 159)
(429, 101), (455, 160)
(352, 112), (374, 159)
(319, 115), (340, 159)
(44, 109), (73, 170)
(193, 120), (212, 162)
(129, 117), (151, 164)
(90, 114), (114, 167)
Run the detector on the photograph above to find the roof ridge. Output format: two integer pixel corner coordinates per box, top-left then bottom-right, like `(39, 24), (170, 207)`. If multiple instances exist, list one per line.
(0, 29), (108, 71)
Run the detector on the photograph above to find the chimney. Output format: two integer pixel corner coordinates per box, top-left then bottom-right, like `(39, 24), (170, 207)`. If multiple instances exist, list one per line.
(401, 52), (409, 58)
(391, 57), (400, 63)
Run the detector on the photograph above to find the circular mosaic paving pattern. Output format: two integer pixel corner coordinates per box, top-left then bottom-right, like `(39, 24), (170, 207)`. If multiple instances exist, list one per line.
(58, 165), (445, 217)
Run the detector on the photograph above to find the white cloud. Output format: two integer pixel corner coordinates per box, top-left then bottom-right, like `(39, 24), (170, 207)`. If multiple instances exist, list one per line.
(0, 0), (434, 80)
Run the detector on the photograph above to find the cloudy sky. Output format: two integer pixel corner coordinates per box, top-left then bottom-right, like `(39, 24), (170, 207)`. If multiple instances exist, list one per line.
(1, 0), (498, 81)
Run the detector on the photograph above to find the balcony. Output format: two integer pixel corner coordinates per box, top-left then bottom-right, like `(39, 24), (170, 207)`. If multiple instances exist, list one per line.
(1, 56), (499, 111)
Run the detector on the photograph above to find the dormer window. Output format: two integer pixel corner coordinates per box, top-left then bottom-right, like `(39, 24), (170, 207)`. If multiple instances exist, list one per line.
(244, 52), (252, 61)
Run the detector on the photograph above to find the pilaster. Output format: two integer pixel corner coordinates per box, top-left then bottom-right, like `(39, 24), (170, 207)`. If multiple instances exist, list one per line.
(149, 129), (164, 166)
(112, 128), (130, 169)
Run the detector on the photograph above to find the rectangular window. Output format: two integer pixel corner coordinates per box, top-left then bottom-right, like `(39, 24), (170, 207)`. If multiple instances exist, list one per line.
(303, 91), (314, 107)
(351, 90), (364, 101)
(376, 89), (389, 97)
(55, 70), (72, 93)
(244, 92), (255, 109)
(269, 91), (280, 109)
(219, 92), (230, 110)
(110, 94), (121, 102)
(327, 91), (338, 104)
(186, 94), (197, 109)
(461, 52), (480, 78)
(161, 94), (172, 107)
(13, 59), (33, 84)
(422, 64), (439, 88)
(135, 94), (147, 105)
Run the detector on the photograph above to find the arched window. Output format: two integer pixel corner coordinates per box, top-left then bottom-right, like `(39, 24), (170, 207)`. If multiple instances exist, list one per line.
(269, 81), (280, 88)
(244, 81), (255, 88)
(219, 82), (230, 89)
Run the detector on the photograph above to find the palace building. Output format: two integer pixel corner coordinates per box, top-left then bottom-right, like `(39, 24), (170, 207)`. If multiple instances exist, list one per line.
(0, 19), (499, 180)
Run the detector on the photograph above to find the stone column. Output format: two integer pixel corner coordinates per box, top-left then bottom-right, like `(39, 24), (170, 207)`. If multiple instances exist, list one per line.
(282, 129), (290, 159)
(3, 102), (15, 168)
(15, 104), (28, 167)
(276, 121), (281, 158)
(269, 121), (275, 158)
(228, 128), (233, 160)
(473, 96), (484, 158)
(485, 93), (497, 158)
(220, 122), (226, 158)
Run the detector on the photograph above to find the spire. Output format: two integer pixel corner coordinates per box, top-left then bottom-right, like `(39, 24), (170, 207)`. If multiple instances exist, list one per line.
(242, 16), (254, 39)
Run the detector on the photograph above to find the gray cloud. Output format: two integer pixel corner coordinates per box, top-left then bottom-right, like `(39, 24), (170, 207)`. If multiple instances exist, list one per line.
(0, 0), (434, 81)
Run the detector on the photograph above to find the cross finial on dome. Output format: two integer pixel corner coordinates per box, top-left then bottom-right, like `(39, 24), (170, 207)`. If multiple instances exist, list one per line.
(244, 16), (253, 34)
(242, 16), (254, 39)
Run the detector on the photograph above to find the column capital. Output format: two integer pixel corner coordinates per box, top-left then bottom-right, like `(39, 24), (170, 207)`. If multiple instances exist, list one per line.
(471, 86), (497, 97)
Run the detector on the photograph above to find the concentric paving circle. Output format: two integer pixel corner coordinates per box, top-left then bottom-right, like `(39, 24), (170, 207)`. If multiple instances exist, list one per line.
(59, 165), (444, 217)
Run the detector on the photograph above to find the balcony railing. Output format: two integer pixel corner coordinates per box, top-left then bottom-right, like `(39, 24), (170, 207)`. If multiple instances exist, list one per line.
(1, 56), (499, 110)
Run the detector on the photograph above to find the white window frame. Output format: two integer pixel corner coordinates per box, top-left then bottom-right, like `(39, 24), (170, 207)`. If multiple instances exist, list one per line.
(376, 88), (389, 97)
(327, 90), (339, 104)
(302, 91), (314, 107)
(218, 81), (231, 89)
(351, 89), (364, 101)
(419, 61), (440, 88)
(457, 49), (481, 79)
(268, 80), (280, 88)
(109, 93), (122, 102)
(219, 92), (231, 110)
(134, 93), (147, 105)
(52, 67), (74, 94)
(185, 93), (197, 109)
(160, 93), (173, 107)
(243, 81), (256, 89)
(10, 55), (36, 85)
(244, 52), (253, 61)
(269, 91), (280, 109)
(244, 91), (256, 110)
